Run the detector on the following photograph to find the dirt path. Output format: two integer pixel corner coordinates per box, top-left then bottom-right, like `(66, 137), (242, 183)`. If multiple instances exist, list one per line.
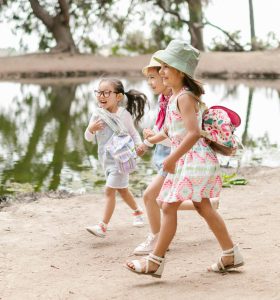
(1, 167), (279, 300)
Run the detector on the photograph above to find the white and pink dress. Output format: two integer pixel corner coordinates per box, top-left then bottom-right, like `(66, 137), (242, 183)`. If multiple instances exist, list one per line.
(157, 88), (222, 203)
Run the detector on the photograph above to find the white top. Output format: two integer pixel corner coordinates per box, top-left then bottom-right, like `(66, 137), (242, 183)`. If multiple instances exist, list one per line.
(84, 107), (142, 146)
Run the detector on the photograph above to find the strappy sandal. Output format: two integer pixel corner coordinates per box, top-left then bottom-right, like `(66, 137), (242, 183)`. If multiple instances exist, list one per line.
(125, 253), (165, 278)
(209, 244), (244, 273)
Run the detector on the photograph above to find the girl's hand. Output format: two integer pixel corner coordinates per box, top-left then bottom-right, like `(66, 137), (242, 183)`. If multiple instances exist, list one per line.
(163, 155), (177, 174)
(88, 119), (104, 133)
(143, 128), (155, 139)
(163, 126), (169, 137)
(136, 144), (148, 156)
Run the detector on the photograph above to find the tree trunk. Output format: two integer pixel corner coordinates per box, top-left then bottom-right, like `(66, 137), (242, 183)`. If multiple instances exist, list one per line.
(242, 88), (254, 145)
(51, 14), (78, 53)
(29, 0), (78, 53)
(187, 0), (205, 51)
(248, 0), (256, 51)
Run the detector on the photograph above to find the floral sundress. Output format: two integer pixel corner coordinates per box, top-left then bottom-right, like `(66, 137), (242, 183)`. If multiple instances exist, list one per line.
(157, 88), (222, 203)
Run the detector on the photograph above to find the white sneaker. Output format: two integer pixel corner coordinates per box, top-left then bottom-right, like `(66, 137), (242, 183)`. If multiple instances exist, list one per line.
(133, 233), (158, 255)
(86, 222), (107, 238)
(132, 209), (144, 227)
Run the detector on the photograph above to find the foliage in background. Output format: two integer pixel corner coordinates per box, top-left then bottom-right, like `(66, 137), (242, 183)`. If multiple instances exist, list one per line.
(222, 173), (248, 188)
(0, 0), (202, 53)
(0, 0), (279, 54)
(253, 32), (280, 50)
(1, 0), (77, 52)
(0, 0), (119, 53)
(208, 31), (245, 52)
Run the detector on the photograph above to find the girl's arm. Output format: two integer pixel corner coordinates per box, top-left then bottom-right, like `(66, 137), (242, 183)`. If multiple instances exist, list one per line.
(136, 131), (167, 156)
(163, 94), (200, 174)
(146, 131), (167, 145)
(84, 114), (104, 142)
(123, 110), (146, 156)
(122, 110), (142, 145)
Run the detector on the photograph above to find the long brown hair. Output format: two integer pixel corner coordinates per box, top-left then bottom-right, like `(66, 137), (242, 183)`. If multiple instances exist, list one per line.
(183, 74), (205, 99)
(100, 78), (147, 124)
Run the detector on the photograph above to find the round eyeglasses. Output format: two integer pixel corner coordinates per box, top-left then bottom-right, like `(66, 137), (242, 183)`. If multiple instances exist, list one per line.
(94, 90), (118, 98)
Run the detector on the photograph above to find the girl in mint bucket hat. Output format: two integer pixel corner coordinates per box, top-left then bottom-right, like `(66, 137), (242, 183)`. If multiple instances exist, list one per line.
(125, 40), (244, 278)
(154, 39), (205, 102)
(154, 39), (200, 78)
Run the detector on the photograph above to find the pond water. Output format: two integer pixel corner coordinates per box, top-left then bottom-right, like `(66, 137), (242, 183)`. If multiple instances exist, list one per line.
(0, 78), (280, 197)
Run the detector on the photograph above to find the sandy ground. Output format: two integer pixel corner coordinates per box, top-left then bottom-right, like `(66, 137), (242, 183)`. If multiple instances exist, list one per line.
(1, 166), (280, 300)
(1, 50), (280, 80)
(1, 50), (280, 299)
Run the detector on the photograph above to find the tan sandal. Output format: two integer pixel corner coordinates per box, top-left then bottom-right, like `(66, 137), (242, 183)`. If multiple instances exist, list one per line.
(209, 244), (244, 273)
(125, 253), (165, 278)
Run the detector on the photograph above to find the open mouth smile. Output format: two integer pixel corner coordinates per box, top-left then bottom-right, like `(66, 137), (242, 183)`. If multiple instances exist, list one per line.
(100, 100), (107, 104)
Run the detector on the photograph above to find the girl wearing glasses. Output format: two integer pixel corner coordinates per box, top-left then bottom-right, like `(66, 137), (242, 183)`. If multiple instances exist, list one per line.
(84, 78), (147, 238)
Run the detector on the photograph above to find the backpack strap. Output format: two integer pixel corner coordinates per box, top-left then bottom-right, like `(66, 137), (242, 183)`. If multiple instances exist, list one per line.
(96, 107), (127, 134)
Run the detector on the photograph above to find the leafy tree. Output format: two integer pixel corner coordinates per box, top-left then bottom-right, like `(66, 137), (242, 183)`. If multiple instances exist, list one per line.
(0, 0), (122, 53)
(144, 0), (205, 50)
(0, 0), (142, 54)
(0, 0), (248, 54)
(1, 0), (79, 53)
(139, 0), (244, 51)
(208, 30), (244, 52)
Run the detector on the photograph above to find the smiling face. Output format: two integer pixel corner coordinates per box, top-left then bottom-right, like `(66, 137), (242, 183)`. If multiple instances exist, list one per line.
(95, 81), (122, 113)
(159, 63), (184, 91)
(146, 67), (170, 96)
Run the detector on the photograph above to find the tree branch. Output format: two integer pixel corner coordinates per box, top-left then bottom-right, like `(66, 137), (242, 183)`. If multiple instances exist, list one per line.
(29, 0), (53, 29)
(154, 0), (190, 25)
(126, 0), (136, 18)
(203, 18), (244, 50)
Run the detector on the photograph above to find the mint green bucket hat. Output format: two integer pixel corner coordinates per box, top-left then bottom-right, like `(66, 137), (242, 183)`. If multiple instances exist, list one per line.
(154, 40), (200, 78)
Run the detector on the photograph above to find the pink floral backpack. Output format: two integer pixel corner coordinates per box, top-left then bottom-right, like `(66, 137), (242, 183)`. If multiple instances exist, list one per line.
(201, 105), (241, 156)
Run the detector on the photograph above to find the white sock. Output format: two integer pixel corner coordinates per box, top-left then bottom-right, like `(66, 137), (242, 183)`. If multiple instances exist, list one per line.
(100, 221), (108, 228)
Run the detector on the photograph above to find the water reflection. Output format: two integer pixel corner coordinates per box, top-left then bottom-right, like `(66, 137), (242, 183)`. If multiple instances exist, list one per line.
(0, 79), (280, 196)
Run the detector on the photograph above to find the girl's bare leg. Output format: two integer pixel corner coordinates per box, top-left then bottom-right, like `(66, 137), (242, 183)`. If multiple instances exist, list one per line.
(193, 198), (234, 266)
(127, 201), (181, 272)
(142, 175), (218, 232)
(153, 202), (181, 257)
(102, 187), (117, 224)
(179, 197), (219, 210)
(143, 174), (165, 234)
(178, 201), (195, 210)
(117, 188), (139, 210)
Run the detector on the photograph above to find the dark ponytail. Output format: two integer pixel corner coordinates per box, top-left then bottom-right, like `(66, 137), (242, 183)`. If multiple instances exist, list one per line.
(124, 89), (146, 124)
(100, 78), (147, 124)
